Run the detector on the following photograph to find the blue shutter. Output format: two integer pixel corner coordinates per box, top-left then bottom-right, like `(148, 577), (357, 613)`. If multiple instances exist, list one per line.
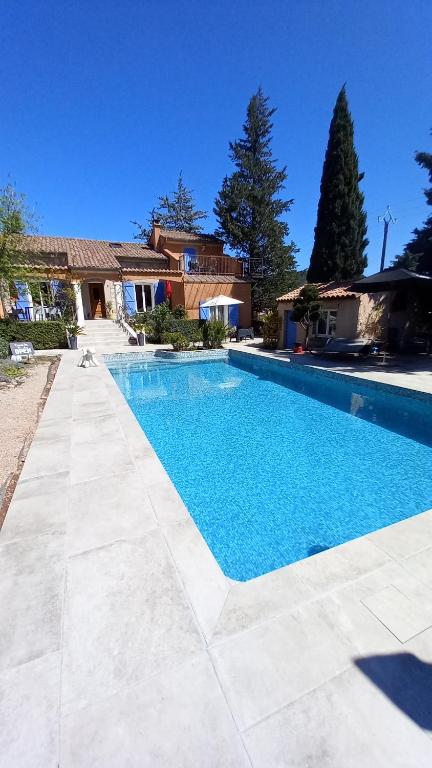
(199, 300), (210, 320)
(228, 304), (239, 328)
(14, 281), (32, 319)
(123, 282), (137, 316)
(155, 281), (165, 305)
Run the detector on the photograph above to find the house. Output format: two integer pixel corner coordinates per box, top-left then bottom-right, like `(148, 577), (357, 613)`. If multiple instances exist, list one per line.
(4, 221), (251, 327)
(277, 282), (384, 349)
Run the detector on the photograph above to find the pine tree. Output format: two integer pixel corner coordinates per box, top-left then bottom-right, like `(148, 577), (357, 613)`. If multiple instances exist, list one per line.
(404, 138), (432, 274)
(214, 88), (298, 313)
(307, 86), (368, 282)
(133, 173), (207, 241)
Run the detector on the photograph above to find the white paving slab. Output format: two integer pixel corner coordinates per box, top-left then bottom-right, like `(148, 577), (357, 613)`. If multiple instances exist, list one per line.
(367, 511), (432, 560)
(0, 532), (64, 671)
(0, 652), (60, 768)
(210, 598), (353, 730)
(244, 666), (432, 767)
(362, 583), (432, 642)
(61, 531), (204, 714)
(61, 654), (250, 768)
(68, 470), (156, 555)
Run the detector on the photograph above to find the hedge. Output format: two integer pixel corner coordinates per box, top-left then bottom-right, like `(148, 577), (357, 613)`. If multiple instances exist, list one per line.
(146, 317), (202, 343)
(0, 320), (68, 350)
(0, 337), (9, 358)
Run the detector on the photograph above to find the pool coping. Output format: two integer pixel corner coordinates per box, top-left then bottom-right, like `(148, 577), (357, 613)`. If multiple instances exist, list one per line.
(103, 346), (432, 643)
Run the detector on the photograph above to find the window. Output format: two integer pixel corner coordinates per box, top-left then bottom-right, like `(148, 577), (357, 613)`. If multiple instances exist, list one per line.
(315, 310), (338, 337)
(134, 283), (155, 312)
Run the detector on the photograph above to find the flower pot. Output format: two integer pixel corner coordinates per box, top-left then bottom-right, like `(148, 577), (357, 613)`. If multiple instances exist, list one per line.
(137, 332), (145, 346)
(69, 336), (78, 350)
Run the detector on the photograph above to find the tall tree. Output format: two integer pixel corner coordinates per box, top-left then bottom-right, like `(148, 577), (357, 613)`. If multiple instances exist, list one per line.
(0, 182), (36, 315)
(404, 136), (432, 274)
(133, 173), (207, 240)
(307, 86), (368, 282)
(214, 88), (298, 312)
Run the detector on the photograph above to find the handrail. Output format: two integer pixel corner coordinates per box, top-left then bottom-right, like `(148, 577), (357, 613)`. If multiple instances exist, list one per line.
(115, 306), (137, 339)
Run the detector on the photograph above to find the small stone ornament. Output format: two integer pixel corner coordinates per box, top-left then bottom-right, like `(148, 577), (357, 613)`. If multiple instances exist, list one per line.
(78, 347), (99, 368)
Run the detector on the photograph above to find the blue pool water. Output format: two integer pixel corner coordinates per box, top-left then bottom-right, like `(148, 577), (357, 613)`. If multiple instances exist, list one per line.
(108, 353), (432, 581)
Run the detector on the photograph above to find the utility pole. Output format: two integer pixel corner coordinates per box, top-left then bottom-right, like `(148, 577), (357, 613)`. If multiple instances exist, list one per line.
(378, 206), (397, 272)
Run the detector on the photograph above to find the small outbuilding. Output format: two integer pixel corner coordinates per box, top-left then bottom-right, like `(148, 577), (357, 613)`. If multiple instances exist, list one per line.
(277, 281), (384, 350)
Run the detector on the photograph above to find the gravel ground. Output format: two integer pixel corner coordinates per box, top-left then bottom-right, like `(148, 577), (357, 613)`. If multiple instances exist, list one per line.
(0, 359), (54, 498)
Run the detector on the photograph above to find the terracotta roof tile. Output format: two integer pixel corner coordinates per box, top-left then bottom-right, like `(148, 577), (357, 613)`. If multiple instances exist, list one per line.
(277, 282), (362, 302)
(18, 235), (168, 271)
(185, 274), (251, 284)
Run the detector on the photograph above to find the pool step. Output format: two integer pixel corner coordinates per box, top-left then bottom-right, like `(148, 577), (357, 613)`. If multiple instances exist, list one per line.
(79, 320), (130, 350)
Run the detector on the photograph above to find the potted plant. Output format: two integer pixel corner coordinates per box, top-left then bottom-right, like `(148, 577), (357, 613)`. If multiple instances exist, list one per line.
(66, 323), (84, 350)
(132, 320), (146, 346)
(106, 300), (114, 320)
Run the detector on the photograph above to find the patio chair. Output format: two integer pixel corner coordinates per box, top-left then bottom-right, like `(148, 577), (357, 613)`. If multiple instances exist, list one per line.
(236, 327), (254, 342)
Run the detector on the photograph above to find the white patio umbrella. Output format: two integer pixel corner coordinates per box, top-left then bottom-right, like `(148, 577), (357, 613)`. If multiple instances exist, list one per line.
(200, 295), (243, 308)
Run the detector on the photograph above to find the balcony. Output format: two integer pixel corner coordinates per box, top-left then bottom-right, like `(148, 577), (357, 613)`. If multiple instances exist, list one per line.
(186, 254), (244, 277)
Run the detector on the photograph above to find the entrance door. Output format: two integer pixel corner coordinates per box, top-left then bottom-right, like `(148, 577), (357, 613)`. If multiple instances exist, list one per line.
(88, 283), (106, 318)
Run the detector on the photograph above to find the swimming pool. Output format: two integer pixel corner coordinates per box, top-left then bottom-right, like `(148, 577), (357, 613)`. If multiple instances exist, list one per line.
(108, 351), (432, 581)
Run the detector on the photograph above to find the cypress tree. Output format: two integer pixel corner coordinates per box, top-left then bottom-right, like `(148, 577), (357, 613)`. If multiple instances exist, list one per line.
(214, 88), (298, 313)
(307, 86), (368, 282)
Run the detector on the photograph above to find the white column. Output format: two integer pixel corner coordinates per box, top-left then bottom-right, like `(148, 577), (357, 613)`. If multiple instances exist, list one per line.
(23, 283), (34, 320)
(72, 280), (85, 325)
(114, 281), (124, 316)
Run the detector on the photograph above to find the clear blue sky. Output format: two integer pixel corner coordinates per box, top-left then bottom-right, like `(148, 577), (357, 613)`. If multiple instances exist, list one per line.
(2, 0), (431, 274)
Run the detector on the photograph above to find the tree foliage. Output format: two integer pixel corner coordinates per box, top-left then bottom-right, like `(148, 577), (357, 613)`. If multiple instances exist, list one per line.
(291, 285), (321, 346)
(214, 88), (298, 313)
(0, 182), (37, 314)
(403, 137), (432, 274)
(133, 173), (207, 240)
(307, 86), (368, 282)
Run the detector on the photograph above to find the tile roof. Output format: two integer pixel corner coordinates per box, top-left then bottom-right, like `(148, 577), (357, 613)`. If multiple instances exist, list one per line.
(160, 230), (222, 243)
(277, 282), (362, 302)
(121, 268), (182, 275)
(185, 274), (251, 284)
(18, 235), (168, 271)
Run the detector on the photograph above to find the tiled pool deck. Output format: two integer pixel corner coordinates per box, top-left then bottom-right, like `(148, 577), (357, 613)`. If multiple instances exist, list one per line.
(1, 347), (432, 766)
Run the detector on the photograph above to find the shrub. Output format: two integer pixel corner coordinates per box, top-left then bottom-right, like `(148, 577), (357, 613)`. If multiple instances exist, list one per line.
(163, 332), (191, 351)
(0, 320), (68, 349)
(0, 337), (9, 358)
(202, 320), (227, 349)
(144, 302), (202, 344)
(262, 309), (280, 349)
(172, 304), (187, 319)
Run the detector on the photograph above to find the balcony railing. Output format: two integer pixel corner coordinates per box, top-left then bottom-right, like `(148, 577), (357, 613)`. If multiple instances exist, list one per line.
(187, 255), (244, 277)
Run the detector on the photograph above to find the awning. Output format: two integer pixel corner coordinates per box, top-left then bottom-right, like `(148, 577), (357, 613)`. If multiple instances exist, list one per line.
(200, 294), (244, 308)
(352, 268), (432, 293)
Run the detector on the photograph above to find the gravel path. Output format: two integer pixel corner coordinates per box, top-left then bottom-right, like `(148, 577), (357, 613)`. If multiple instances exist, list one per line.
(0, 360), (53, 493)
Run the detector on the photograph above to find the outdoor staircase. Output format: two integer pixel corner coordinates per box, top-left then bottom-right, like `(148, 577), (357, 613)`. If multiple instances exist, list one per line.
(79, 319), (130, 351)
